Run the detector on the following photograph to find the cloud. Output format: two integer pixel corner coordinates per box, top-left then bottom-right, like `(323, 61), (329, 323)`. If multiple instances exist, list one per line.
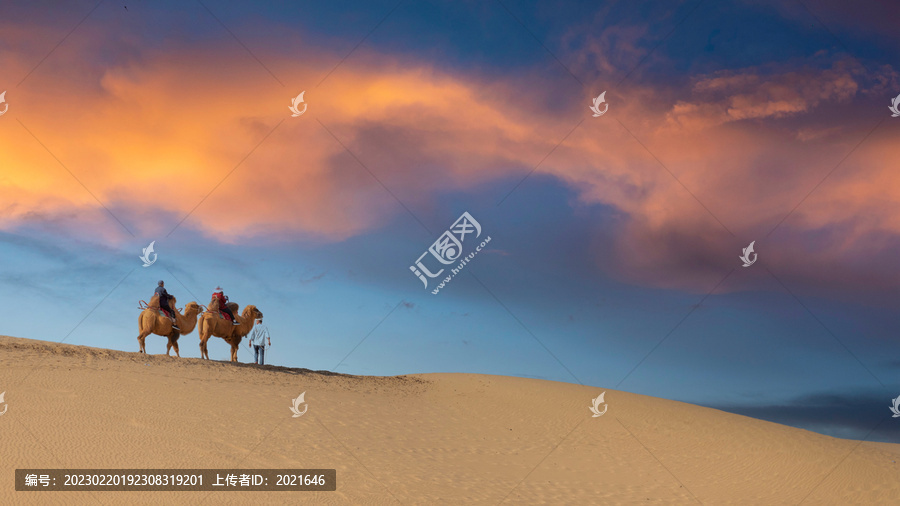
(1, 33), (566, 243)
(299, 271), (326, 285)
(560, 58), (900, 298)
(710, 389), (899, 443)
(2, 16), (899, 301)
(666, 59), (861, 130)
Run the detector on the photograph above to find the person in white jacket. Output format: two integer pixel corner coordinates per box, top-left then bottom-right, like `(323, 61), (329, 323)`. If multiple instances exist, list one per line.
(247, 318), (271, 365)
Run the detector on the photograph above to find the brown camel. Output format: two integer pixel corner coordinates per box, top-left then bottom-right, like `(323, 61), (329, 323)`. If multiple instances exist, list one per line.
(198, 303), (263, 362)
(137, 295), (201, 357)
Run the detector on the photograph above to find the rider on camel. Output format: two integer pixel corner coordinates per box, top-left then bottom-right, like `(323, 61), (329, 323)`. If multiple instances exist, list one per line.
(212, 286), (239, 325)
(155, 280), (179, 331)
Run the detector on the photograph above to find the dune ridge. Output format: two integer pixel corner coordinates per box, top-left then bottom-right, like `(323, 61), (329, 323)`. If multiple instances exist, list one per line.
(0, 335), (897, 505)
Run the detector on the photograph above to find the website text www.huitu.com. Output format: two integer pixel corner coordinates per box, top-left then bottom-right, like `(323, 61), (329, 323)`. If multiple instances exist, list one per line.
(430, 236), (491, 295)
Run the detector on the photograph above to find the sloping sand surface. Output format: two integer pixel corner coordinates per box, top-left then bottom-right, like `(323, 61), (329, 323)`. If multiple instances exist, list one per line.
(1, 335), (897, 505)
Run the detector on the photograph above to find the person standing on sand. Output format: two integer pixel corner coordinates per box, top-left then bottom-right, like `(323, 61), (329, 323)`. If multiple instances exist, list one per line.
(247, 318), (270, 365)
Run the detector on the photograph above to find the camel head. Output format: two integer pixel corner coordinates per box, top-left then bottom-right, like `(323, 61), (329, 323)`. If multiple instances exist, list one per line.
(183, 301), (201, 316)
(241, 305), (263, 322)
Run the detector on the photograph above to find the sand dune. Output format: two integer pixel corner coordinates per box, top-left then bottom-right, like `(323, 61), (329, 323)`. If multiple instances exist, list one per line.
(0, 335), (897, 505)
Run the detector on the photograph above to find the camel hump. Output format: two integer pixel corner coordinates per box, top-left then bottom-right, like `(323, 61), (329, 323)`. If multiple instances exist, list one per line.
(227, 302), (239, 313)
(148, 293), (160, 309)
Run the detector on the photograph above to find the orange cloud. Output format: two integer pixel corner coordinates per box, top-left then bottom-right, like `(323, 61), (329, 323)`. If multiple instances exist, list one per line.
(0, 38), (570, 243)
(1, 27), (898, 297)
(666, 60), (861, 130)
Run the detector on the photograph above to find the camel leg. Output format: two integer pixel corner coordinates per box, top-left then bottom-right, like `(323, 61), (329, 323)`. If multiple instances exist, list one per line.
(137, 331), (151, 354)
(172, 338), (180, 358)
(165, 331), (178, 357)
(198, 321), (209, 360)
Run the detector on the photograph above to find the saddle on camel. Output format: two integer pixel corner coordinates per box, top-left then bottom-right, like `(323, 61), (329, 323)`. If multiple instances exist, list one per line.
(209, 286), (240, 325)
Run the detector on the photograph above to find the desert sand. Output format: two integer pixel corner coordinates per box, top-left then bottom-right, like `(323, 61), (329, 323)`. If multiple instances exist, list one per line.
(0, 334), (897, 505)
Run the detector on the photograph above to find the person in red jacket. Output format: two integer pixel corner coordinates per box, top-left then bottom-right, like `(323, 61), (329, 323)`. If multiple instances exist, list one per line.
(212, 286), (239, 325)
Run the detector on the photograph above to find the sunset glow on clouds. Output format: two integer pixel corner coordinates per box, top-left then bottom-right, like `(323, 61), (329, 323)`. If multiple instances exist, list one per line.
(1, 3), (899, 294)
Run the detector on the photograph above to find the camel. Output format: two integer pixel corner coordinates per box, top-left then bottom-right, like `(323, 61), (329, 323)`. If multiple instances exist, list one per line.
(137, 295), (201, 357)
(198, 303), (263, 362)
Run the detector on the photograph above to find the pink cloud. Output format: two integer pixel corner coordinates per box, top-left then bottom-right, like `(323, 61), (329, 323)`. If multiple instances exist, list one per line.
(1, 24), (898, 299)
(666, 60), (862, 130)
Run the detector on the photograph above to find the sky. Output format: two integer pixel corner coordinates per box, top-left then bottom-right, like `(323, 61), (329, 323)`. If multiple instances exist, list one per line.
(1, 0), (899, 442)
